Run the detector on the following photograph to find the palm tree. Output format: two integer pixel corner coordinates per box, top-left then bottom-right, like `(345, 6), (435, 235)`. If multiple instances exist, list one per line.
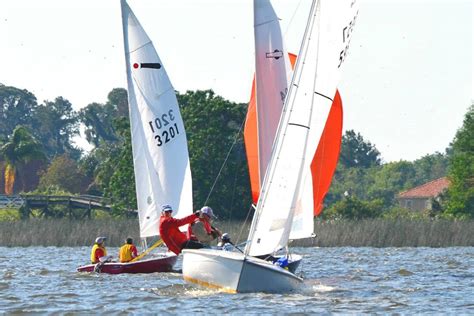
(0, 126), (45, 195)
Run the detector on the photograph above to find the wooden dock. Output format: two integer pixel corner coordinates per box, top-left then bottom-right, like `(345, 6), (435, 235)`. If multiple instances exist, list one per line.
(0, 194), (112, 219)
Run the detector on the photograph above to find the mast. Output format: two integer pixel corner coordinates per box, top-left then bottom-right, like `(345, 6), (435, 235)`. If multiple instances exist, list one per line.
(246, 0), (359, 257)
(246, 0), (320, 256)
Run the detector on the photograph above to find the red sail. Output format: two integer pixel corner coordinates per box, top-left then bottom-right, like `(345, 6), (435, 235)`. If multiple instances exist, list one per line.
(245, 57), (343, 213)
(244, 77), (259, 203)
(310, 90), (343, 216)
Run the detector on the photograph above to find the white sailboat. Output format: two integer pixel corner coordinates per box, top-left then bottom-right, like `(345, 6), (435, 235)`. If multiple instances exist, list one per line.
(122, 0), (194, 255)
(182, 0), (359, 292)
(121, 0), (193, 237)
(78, 0), (193, 274)
(244, 0), (302, 272)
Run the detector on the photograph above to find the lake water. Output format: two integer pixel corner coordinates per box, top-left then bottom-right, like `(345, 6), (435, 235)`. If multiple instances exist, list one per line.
(0, 246), (473, 314)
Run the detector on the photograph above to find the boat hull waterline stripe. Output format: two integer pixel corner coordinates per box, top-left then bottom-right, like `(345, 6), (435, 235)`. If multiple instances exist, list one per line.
(183, 276), (237, 294)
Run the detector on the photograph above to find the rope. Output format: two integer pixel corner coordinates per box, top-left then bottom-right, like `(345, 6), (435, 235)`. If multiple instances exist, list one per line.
(284, 0), (304, 36)
(204, 116), (246, 205)
(130, 238), (163, 262)
(235, 203), (255, 246)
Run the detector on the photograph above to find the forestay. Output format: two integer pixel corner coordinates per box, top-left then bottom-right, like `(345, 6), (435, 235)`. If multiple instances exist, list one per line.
(121, 0), (193, 238)
(246, 0), (359, 256)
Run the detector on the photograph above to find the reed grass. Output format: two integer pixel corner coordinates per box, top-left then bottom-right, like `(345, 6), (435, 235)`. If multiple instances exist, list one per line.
(0, 219), (139, 247)
(294, 219), (474, 247)
(0, 218), (472, 247)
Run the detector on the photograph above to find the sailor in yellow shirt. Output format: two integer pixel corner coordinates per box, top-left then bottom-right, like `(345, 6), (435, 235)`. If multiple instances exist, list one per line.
(90, 236), (108, 264)
(119, 237), (139, 263)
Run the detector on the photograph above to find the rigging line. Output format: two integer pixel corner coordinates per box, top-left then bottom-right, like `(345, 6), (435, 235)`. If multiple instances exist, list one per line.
(229, 162), (240, 219)
(204, 114), (246, 206)
(128, 40), (152, 55)
(235, 204), (254, 247)
(284, 0), (304, 36)
(245, 0), (319, 255)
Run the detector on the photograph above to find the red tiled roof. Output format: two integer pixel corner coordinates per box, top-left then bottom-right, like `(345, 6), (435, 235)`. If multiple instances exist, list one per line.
(398, 177), (450, 198)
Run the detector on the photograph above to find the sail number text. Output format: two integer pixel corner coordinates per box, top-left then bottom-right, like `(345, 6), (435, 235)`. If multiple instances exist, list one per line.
(338, 11), (359, 68)
(148, 109), (180, 146)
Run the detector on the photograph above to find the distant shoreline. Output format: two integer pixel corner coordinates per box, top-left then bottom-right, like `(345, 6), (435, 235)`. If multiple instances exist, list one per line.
(0, 218), (472, 248)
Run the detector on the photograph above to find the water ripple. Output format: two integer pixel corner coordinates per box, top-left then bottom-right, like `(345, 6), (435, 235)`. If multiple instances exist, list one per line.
(0, 246), (472, 313)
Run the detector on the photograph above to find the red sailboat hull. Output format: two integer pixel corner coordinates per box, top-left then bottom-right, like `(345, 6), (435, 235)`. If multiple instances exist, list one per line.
(77, 254), (178, 274)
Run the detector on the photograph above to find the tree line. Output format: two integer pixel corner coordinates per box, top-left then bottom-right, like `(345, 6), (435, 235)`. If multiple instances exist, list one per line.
(0, 83), (472, 220)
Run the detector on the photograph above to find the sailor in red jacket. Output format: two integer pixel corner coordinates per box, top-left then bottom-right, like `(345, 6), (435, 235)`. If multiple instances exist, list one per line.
(159, 204), (204, 255)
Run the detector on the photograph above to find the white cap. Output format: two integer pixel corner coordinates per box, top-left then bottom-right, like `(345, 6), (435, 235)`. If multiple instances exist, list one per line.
(200, 206), (215, 218)
(161, 204), (173, 212)
(221, 233), (230, 241)
(95, 236), (107, 244)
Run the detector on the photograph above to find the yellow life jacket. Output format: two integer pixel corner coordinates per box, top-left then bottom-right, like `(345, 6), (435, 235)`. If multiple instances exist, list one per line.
(119, 244), (135, 263)
(90, 244), (107, 264)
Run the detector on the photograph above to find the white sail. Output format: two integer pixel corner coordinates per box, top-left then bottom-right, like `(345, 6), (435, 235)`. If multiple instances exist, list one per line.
(290, 0), (358, 240)
(121, 0), (193, 238)
(253, 0), (292, 186)
(247, 0), (359, 256)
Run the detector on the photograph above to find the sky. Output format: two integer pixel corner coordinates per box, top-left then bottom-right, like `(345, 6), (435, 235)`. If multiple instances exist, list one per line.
(0, 0), (472, 162)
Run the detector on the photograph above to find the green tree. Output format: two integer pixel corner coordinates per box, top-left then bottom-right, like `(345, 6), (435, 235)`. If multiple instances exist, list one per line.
(368, 160), (416, 207)
(179, 90), (251, 219)
(34, 97), (81, 159)
(79, 102), (118, 147)
(412, 152), (448, 184)
(339, 130), (381, 168)
(322, 130), (381, 208)
(445, 104), (474, 218)
(38, 154), (88, 194)
(100, 117), (136, 215)
(79, 88), (129, 148)
(325, 165), (373, 205)
(0, 126), (45, 194)
(323, 196), (384, 220)
(0, 84), (38, 141)
(77, 150), (102, 195)
(106, 88), (129, 118)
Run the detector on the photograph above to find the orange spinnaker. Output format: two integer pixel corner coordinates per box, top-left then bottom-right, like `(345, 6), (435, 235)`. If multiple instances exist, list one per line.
(244, 77), (259, 203)
(244, 54), (296, 204)
(310, 90), (343, 216)
(244, 54), (343, 216)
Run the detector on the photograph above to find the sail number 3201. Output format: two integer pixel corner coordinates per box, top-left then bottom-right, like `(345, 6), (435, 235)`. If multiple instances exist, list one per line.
(148, 110), (180, 146)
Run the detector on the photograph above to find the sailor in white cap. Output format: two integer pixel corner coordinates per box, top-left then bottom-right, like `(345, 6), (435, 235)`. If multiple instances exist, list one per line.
(187, 206), (222, 244)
